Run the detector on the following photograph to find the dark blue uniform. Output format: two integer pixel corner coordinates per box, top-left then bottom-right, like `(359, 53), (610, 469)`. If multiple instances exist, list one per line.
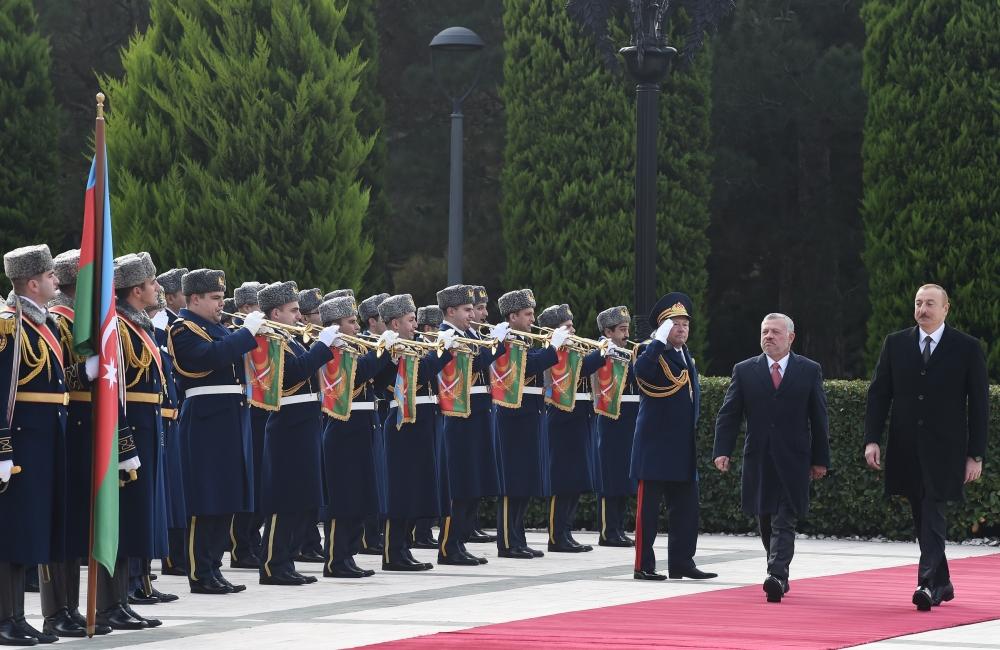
(595, 353), (639, 545)
(545, 349), (604, 550)
(157, 311), (189, 574)
(168, 309), (257, 586)
(359, 329), (387, 555)
(494, 341), (558, 554)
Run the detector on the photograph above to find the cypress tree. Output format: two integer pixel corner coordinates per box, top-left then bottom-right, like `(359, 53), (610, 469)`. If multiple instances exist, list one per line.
(861, 0), (999, 378)
(501, 1), (712, 354)
(0, 0), (60, 258)
(104, 0), (373, 290)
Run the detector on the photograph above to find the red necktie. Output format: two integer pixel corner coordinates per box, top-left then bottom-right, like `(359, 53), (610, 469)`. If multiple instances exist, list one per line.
(771, 362), (782, 389)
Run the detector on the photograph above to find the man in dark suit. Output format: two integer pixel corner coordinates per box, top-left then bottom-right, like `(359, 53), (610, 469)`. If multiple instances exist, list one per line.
(713, 313), (829, 602)
(864, 284), (988, 611)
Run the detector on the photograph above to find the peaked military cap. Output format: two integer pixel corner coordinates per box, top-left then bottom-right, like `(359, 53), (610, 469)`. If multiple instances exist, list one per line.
(298, 288), (324, 314)
(437, 284), (476, 310)
(597, 306), (630, 333)
(378, 294), (416, 323)
(182, 269), (227, 296)
(53, 249), (81, 286)
(358, 293), (390, 323)
(416, 305), (443, 327)
(537, 304), (573, 329)
(324, 289), (355, 301)
(650, 291), (693, 326)
(320, 296), (358, 325)
(497, 289), (535, 317)
(258, 281), (299, 314)
(157, 267), (188, 294)
(3, 244), (53, 281)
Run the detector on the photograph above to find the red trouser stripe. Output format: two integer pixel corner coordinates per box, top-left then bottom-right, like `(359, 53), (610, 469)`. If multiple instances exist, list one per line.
(634, 479), (645, 571)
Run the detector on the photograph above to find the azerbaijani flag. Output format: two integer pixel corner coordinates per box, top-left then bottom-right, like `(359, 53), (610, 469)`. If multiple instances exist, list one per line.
(73, 132), (120, 577)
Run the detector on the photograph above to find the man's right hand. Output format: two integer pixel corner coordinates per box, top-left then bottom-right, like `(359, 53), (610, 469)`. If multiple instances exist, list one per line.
(242, 311), (265, 335)
(864, 442), (881, 470)
(713, 456), (730, 472)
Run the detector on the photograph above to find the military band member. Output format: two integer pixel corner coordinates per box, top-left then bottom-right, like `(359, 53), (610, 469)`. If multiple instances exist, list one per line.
(319, 297), (392, 578)
(357, 292), (390, 556)
(159, 267), (188, 318)
(631, 292), (716, 581)
(411, 305), (444, 549)
(594, 307), (639, 547)
(466, 286), (497, 544)
(540, 304), (604, 553)
(298, 288), (323, 328)
(255, 282), (340, 585)
(168, 269), (264, 594)
(372, 295), (457, 571)
(493, 290), (570, 558)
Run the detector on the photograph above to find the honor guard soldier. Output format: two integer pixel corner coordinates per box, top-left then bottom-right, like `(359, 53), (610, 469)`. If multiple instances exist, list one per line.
(1, 245), (70, 645)
(255, 282), (340, 585)
(319, 297), (392, 578)
(154, 268), (189, 578)
(466, 286), (497, 544)
(631, 292), (716, 581)
(493, 290), (570, 558)
(228, 281), (267, 570)
(594, 307), (639, 547)
(540, 304), (604, 553)
(435, 285), (507, 566)
(410, 306), (444, 550)
(372, 295), (457, 571)
(357, 292), (390, 556)
(298, 288), (323, 327)
(168, 269), (264, 594)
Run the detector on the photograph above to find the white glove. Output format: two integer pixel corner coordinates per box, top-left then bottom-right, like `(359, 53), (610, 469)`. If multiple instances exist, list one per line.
(437, 328), (458, 350)
(654, 318), (673, 345)
(118, 456), (141, 473)
(549, 325), (571, 349)
(85, 355), (100, 381)
(242, 310), (265, 335)
(490, 322), (511, 342)
(604, 340), (623, 356)
(0, 460), (13, 483)
(151, 310), (169, 331)
(378, 329), (399, 349)
(318, 324), (340, 347)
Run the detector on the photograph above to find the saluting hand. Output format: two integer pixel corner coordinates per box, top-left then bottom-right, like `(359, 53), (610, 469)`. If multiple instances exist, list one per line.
(965, 457), (983, 484)
(713, 456), (730, 472)
(864, 442), (881, 470)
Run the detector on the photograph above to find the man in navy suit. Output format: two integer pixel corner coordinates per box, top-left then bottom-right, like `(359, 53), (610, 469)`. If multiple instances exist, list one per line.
(713, 313), (829, 602)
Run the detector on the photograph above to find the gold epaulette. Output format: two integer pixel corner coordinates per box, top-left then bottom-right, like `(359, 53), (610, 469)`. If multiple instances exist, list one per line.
(0, 314), (15, 336)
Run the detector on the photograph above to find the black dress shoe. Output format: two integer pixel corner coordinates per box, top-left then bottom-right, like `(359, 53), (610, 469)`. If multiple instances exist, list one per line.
(548, 543), (588, 553)
(933, 581), (955, 606)
(669, 567), (718, 580)
(324, 564), (367, 578)
(294, 551), (326, 563)
(359, 545), (384, 556)
(96, 605), (147, 630)
(347, 558), (376, 577)
(230, 557), (261, 569)
(259, 572), (307, 586)
(913, 586), (934, 611)
(763, 575), (787, 603)
(0, 618), (38, 646)
(65, 609), (111, 635)
(411, 539), (439, 550)
(467, 530), (496, 543)
(598, 537), (634, 548)
(438, 553), (480, 566)
(634, 569), (667, 581)
(189, 577), (230, 594)
(216, 576), (246, 593)
(290, 571), (318, 584)
(128, 589), (160, 605)
(526, 547), (545, 558)
(149, 586), (179, 603)
(382, 560), (432, 571)
(464, 551), (488, 565)
(122, 604), (161, 628)
(161, 566), (188, 576)
(42, 610), (86, 638)
(12, 618), (56, 644)
(498, 548), (534, 559)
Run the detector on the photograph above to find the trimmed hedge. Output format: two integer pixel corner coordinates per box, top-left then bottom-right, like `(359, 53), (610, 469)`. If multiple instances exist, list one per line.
(495, 377), (999, 541)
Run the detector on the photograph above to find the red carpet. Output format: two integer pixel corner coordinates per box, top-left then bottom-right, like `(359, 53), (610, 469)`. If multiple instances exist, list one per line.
(362, 554), (1000, 649)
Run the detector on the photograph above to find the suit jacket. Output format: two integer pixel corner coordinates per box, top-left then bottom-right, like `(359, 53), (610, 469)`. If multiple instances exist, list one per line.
(713, 352), (829, 517)
(864, 325), (989, 501)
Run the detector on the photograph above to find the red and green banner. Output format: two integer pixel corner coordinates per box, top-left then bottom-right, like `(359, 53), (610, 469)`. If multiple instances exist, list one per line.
(319, 347), (357, 421)
(393, 354), (419, 429)
(437, 350), (472, 417)
(592, 354), (629, 419)
(490, 340), (528, 408)
(73, 126), (121, 579)
(245, 335), (284, 411)
(545, 347), (582, 412)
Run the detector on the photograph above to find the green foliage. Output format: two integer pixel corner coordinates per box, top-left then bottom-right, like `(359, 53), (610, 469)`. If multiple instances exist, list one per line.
(0, 0), (60, 263)
(500, 1), (712, 350)
(509, 379), (1000, 540)
(104, 0), (373, 290)
(861, 0), (1000, 379)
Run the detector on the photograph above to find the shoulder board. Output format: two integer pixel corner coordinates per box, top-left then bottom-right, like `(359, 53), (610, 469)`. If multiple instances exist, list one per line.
(171, 318), (213, 342)
(0, 316), (14, 336)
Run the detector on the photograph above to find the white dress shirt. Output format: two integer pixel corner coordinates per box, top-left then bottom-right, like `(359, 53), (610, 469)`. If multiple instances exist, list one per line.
(917, 322), (945, 356)
(765, 353), (789, 378)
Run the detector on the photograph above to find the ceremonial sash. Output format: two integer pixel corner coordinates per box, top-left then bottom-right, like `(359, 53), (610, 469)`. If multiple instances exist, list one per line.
(490, 339), (527, 408)
(3, 307), (65, 371)
(119, 316), (165, 387)
(50, 305), (75, 321)
(244, 335), (284, 411)
(319, 347), (357, 421)
(437, 349), (472, 417)
(393, 354), (419, 430)
(592, 352), (629, 419)
(544, 347), (582, 412)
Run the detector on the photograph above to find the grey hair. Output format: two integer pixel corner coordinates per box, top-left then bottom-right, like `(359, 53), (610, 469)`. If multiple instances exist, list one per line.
(762, 312), (794, 333)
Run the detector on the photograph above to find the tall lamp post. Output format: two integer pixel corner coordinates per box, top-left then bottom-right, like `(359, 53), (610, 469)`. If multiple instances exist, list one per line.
(430, 26), (485, 285)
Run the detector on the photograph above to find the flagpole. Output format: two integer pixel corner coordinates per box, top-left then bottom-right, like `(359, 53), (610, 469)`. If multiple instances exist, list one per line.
(86, 91), (106, 639)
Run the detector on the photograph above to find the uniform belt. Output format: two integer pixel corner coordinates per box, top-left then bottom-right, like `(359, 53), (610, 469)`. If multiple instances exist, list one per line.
(126, 392), (163, 404)
(185, 385), (244, 399)
(161, 407), (178, 420)
(349, 402), (375, 411)
(620, 395), (640, 403)
(389, 395), (437, 409)
(15, 392), (69, 406)
(522, 387), (544, 395)
(280, 393), (319, 407)
(575, 392), (592, 401)
(470, 386), (490, 395)
(68, 391), (92, 403)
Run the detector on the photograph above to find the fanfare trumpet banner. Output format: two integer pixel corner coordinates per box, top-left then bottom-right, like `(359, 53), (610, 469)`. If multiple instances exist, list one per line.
(437, 348), (472, 417)
(393, 353), (419, 430)
(320, 346), (357, 421)
(490, 339), (528, 408)
(245, 335), (284, 411)
(544, 347), (583, 412)
(592, 347), (630, 419)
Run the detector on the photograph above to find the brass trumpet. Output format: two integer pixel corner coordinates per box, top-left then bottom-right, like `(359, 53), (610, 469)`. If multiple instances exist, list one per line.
(379, 336), (446, 358)
(221, 311), (313, 340)
(531, 324), (610, 354)
(421, 330), (499, 354)
(469, 321), (552, 346)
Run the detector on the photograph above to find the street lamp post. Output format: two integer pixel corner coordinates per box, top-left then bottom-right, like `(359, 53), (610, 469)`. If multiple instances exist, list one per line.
(430, 26), (485, 285)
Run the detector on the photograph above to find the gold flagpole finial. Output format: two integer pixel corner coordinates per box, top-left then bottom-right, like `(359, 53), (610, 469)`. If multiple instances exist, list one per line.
(96, 93), (105, 119)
